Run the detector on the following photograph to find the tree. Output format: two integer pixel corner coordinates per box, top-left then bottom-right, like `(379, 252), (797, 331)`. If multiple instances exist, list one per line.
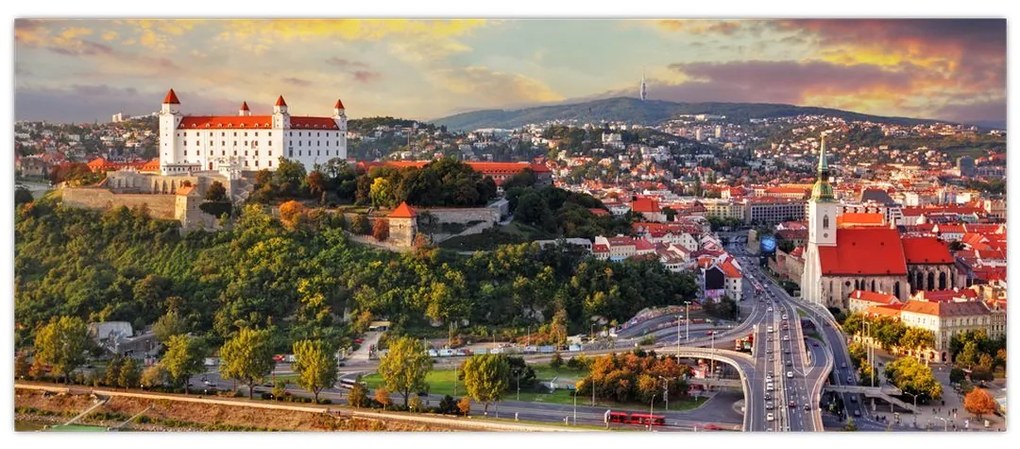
(549, 309), (568, 347)
(350, 213), (371, 235)
(104, 355), (123, 387)
(205, 181), (227, 202)
(15, 186), (33, 207)
(956, 341), (981, 368)
(292, 339), (338, 404)
(162, 334), (206, 394)
(272, 380), (287, 400)
(964, 388), (997, 419)
(372, 218), (390, 242)
(219, 327), (275, 399)
(33, 316), (90, 384)
(14, 352), (30, 379)
(461, 354), (510, 415)
(844, 416), (858, 431)
(550, 352), (564, 369)
(348, 382), (369, 408)
(374, 387), (392, 409)
(408, 395), (423, 413)
(118, 357), (140, 389)
(369, 177), (394, 208)
(457, 397), (472, 416)
(279, 200), (306, 231)
(306, 171), (327, 200)
(949, 367), (966, 385)
(152, 308), (188, 344)
(140, 364), (168, 389)
(377, 336), (432, 407)
(884, 357), (942, 400)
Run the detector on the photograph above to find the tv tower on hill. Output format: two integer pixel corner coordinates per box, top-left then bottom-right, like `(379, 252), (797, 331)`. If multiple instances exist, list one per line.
(640, 69), (648, 101)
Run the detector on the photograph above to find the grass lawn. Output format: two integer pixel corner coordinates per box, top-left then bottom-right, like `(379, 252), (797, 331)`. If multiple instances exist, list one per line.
(439, 222), (554, 251)
(361, 363), (703, 412)
(796, 309), (807, 318)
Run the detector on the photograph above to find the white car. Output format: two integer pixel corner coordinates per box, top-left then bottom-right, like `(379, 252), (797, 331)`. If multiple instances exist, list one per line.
(786, 371), (794, 378)
(766, 413), (775, 422)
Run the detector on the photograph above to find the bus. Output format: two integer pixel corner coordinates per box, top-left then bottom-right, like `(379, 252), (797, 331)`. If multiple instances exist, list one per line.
(339, 377), (365, 390)
(604, 410), (665, 426)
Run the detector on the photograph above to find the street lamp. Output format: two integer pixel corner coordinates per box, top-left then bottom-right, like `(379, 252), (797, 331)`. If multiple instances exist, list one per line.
(904, 392), (919, 426)
(658, 376), (677, 411)
(648, 392), (657, 432)
(573, 390), (577, 425)
(937, 416), (948, 432)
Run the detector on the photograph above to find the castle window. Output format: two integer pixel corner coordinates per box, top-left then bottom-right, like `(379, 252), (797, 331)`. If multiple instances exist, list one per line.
(269, 132), (272, 137)
(221, 141), (225, 146)
(269, 151), (272, 156)
(823, 214), (830, 229)
(255, 132), (258, 137)
(234, 150), (237, 156)
(184, 150), (187, 156)
(234, 132), (237, 137)
(317, 150), (320, 156)
(197, 151), (201, 156)
(269, 160), (273, 167)
(222, 151), (225, 156)
(244, 132), (248, 137)
(289, 150), (293, 157)
(221, 132), (225, 136)
(268, 141), (272, 147)
(244, 160), (248, 166)
(183, 140), (187, 146)
(255, 160), (259, 167)
(209, 141), (213, 146)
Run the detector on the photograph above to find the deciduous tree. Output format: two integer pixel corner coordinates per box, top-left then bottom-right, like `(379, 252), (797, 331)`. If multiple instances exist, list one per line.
(372, 218), (389, 242)
(118, 357), (140, 389)
(461, 354), (510, 415)
(205, 181), (227, 202)
(33, 316), (90, 384)
(964, 387), (997, 419)
(348, 382), (369, 408)
(292, 339), (338, 404)
(377, 337), (432, 407)
(374, 387), (392, 410)
(162, 334), (206, 394)
(219, 327), (275, 399)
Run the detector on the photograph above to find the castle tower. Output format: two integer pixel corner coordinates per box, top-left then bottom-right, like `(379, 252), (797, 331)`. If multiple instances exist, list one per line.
(388, 201), (418, 247)
(239, 101), (251, 117)
(332, 98), (349, 160)
(159, 89), (183, 175)
(801, 133), (841, 306)
(272, 95), (290, 129)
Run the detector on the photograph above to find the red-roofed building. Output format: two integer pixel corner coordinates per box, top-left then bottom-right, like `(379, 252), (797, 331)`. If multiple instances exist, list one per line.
(158, 89), (348, 175)
(631, 196), (664, 222)
(387, 202), (418, 247)
(847, 290), (901, 314)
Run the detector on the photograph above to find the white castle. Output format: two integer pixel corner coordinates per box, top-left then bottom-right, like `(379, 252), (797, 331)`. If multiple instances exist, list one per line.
(158, 89), (348, 176)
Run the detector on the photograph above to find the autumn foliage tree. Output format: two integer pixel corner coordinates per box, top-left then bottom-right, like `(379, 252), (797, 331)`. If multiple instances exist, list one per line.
(279, 200), (306, 231)
(964, 387), (997, 419)
(575, 352), (691, 404)
(372, 218), (390, 242)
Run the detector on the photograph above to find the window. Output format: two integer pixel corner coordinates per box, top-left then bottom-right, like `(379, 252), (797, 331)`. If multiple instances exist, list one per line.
(197, 151), (201, 156)
(317, 150), (320, 156)
(289, 150), (293, 157)
(255, 132), (258, 137)
(269, 160), (273, 167)
(221, 132), (225, 136)
(233, 150), (237, 156)
(298, 140), (302, 147)
(269, 132), (272, 137)
(233, 132), (237, 137)
(255, 160), (259, 167)
(244, 132), (248, 137)
(184, 150), (187, 156)
(268, 141), (272, 146)
(222, 151), (225, 156)
(209, 141), (213, 146)
(269, 151), (272, 156)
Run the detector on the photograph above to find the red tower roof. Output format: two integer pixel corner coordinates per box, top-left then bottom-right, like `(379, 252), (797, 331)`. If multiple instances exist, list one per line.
(275, 95), (287, 107)
(163, 88), (180, 104)
(389, 202), (417, 219)
(240, 101), (250, 111)
(334, 98), (345, 109)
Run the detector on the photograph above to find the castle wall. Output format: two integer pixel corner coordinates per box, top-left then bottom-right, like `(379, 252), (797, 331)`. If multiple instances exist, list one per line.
(62, 188), (179, 219)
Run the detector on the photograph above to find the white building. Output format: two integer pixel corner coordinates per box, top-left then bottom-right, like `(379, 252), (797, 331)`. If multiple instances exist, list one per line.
(158, 89), (348, 175)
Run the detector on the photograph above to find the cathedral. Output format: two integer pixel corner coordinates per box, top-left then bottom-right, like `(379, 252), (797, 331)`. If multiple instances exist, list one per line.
(158, 89), (348, 176)
(800, 136), (961, 310)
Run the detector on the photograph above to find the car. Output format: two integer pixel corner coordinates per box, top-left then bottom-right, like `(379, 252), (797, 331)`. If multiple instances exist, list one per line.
(841, 362), (847, 369)
(766, 383), (774, 392)
(784, 348), (791, 354)
(783, 335), (790, 341)
(766, 413), (775, 422)
(786, 371), (793, 378)
(764, 393), (772, 401)
(849, 395), (858, 403)
(789, 401), (796, 408)
(786, 360), (792, 366)
(853, 410), (861, 417)
(766, 401), (774, 410)
(804, 404), (811, 411)
(767, 307), (773, 312)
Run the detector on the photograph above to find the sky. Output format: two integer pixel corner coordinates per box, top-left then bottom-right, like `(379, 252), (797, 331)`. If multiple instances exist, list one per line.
(13, 19), (1006, 126)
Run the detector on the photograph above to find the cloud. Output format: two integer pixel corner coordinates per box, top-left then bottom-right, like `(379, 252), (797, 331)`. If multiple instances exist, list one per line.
(352, 70), (382, 83)
(15, 85), (236, 123)
(932, 100), (1006, 126)
(283, 77), (312, 87)
(656, 20), (750, 35)
(434, 66), (563, 108)
(325, 57), (369, 69)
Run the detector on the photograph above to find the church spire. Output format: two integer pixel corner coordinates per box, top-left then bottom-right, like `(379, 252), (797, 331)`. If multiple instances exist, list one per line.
(810, 133), (834, 201)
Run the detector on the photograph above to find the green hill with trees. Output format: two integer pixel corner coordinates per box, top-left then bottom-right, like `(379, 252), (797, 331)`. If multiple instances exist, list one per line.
(432, 97), (946, 131)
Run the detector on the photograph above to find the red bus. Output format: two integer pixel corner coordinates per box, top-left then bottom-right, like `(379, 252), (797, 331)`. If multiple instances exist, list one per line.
(606, 411), (629, 424)
(628, 413), (666, 426)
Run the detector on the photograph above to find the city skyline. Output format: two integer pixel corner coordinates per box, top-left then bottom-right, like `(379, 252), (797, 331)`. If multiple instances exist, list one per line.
(14, 19), (1006, 127)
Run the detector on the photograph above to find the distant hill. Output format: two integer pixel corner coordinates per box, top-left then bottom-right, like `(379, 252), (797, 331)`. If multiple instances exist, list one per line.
(431, 97), (946, 131)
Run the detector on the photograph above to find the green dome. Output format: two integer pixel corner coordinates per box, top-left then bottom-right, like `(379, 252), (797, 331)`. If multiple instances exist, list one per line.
(811, 179), (834, 201)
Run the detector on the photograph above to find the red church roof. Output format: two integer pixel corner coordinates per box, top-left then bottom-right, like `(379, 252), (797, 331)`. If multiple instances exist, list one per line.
(163, 88), (180, 104)
(275, 95), (287, 107)
(901, 237), (954, 265)
(818, 228), (907, 276)
(240, 101), (250, 111)
(335, 99), (345, 109)
(389, 202), (417, 219)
